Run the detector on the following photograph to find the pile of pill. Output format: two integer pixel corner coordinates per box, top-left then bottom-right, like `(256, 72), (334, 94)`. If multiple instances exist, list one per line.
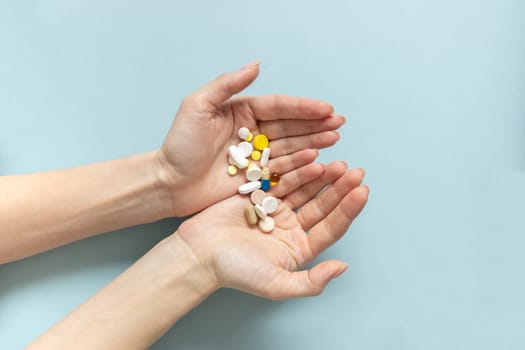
(227, 127), (281, 233)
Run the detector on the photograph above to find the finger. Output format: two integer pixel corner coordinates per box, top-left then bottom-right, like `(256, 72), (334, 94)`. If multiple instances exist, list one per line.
(270, 163), (324, 198)
(263, 260), (348, 300)
(244, 95), (334, 121)
(270, 131), (340, 158)
(259, 114), (345, 140)
(297, 168), (365, 230)
(267, 149), (319, 175)
(307, 185), (369, 257)
(284, 161), (348, 210)
(182, 62), (260, 113)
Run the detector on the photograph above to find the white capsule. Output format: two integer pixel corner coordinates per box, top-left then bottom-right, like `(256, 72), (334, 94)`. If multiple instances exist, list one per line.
(228, 145), (249, 169)
(238, 141), (253, 157)
(246, 164), (262, 181)
(237, 127), (250, 140)
(254, 204), (267, 219)
(258, 216), (275, 233)
(238, 181), (261, 194)
(260, 147), (270, 167)
(262, 196), (279, 214)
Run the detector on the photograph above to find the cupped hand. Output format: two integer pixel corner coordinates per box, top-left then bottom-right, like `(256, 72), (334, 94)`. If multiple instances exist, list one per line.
(174, 162), (368, 300)
(158, 62), (345, 216)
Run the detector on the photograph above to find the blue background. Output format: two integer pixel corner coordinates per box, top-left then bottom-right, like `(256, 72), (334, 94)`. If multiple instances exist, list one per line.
(1, 1), (524, 349)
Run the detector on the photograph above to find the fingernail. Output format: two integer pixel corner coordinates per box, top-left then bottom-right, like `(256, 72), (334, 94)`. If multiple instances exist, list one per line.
(241, 60), (260, 71)
(332, 263), (348, 279)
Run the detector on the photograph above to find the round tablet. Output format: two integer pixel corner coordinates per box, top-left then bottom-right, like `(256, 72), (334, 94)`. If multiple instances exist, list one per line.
(238, 141), (253, 157)
(250, 189), (266, 205)
(246, 165), (262, 181)
(262, 196), (279, 214)
(258, 216), (275, 233)
(253, 134), (269, 151)
(251, 150), (261, 161)
(227, 165), (238, 176)
(238, 127), (250, 140)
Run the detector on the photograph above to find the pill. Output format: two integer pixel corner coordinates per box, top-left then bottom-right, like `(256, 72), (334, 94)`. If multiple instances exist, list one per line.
(251, 150), (261, 161)
(260, 147), (270, 167)
(228, 145), (249, 169)
(238, 141), (253, 157)
(238, 181), (261, 194)
(258, 216), (275, 233)
(227, 165), (238, 176)
(253, 134), (269, 151)
(246, 164), (262, 181)
(261, 179), (270, 192)
(254, 204), (267, 219)
(261, 167), (270, 179)
(245, 132), (253, 142)
(238, 127), (250, 140)
(262, 196), (279, 214)
(250, 189), (267, 205)
(270, 172), (280, 183)
(228, 156), (235, 165)
(244, 205), (258, 225)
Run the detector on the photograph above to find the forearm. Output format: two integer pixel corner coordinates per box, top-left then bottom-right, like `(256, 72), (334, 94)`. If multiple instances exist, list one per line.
(0, 151), (173, 263)
(28, 233), (217, 350)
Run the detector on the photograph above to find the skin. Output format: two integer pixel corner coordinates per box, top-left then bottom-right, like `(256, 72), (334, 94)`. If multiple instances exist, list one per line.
(29, 163), (368, 349)
(0, 61), (369, 349)
(0, 61), (345, 263)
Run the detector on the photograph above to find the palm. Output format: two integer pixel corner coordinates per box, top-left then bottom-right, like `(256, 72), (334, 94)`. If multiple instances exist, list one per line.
(159, 64), (344, 216)
(177, 163), (368, 300)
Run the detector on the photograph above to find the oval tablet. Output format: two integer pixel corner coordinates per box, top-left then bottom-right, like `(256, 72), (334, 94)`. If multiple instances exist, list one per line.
(262, 196), (279, 214)
(250, 189), (266, 205)
(258, 216), (275, 233)
(238, 181), (261, 194)
(228, 145), (249, 169)
(260, 147), (270, 167)
(244, 205), (258, 225)
(254, 204), (267, 219)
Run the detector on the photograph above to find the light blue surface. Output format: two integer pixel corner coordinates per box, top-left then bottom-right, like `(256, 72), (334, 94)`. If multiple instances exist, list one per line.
(1, 1), (524, 349)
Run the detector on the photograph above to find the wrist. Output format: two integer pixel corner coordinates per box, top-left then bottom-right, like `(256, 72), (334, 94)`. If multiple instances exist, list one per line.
(150, 149), (178, 218)
(160, 232), (220, 298)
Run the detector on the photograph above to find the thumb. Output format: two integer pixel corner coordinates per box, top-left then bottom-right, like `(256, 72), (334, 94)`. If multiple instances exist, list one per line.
(183, 61), (260, 113)
(264, 260), (348, 300)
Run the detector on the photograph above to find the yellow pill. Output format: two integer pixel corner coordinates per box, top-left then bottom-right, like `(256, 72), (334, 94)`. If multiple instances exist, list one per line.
(227, 165), (238, 176)
(245, 132), (253, 142)
(253, 134), (269, 151)
(251, 150), (261, 161)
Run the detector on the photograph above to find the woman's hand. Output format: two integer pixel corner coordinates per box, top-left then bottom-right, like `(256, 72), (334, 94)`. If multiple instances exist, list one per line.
(158, 62), (345, 216)
(174, 162), (368, 299)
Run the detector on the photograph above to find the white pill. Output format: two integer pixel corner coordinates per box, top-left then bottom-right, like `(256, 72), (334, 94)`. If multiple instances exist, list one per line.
(228, 145), (249, 169)
(258, 216), (275, 233)
(238, 127), (250, 140)
(238, 141), (253, 157)
(238, 181), (261, 194)
(254, 204), (267, 219)
(262, 196), (279, 214)
(246, 164), (262, 181)
(260, 147), (270, 167)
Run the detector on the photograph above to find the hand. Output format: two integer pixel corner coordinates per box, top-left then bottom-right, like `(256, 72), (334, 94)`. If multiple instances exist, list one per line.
(174, 162), (368, 300)
(158, 61), (345, 216)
